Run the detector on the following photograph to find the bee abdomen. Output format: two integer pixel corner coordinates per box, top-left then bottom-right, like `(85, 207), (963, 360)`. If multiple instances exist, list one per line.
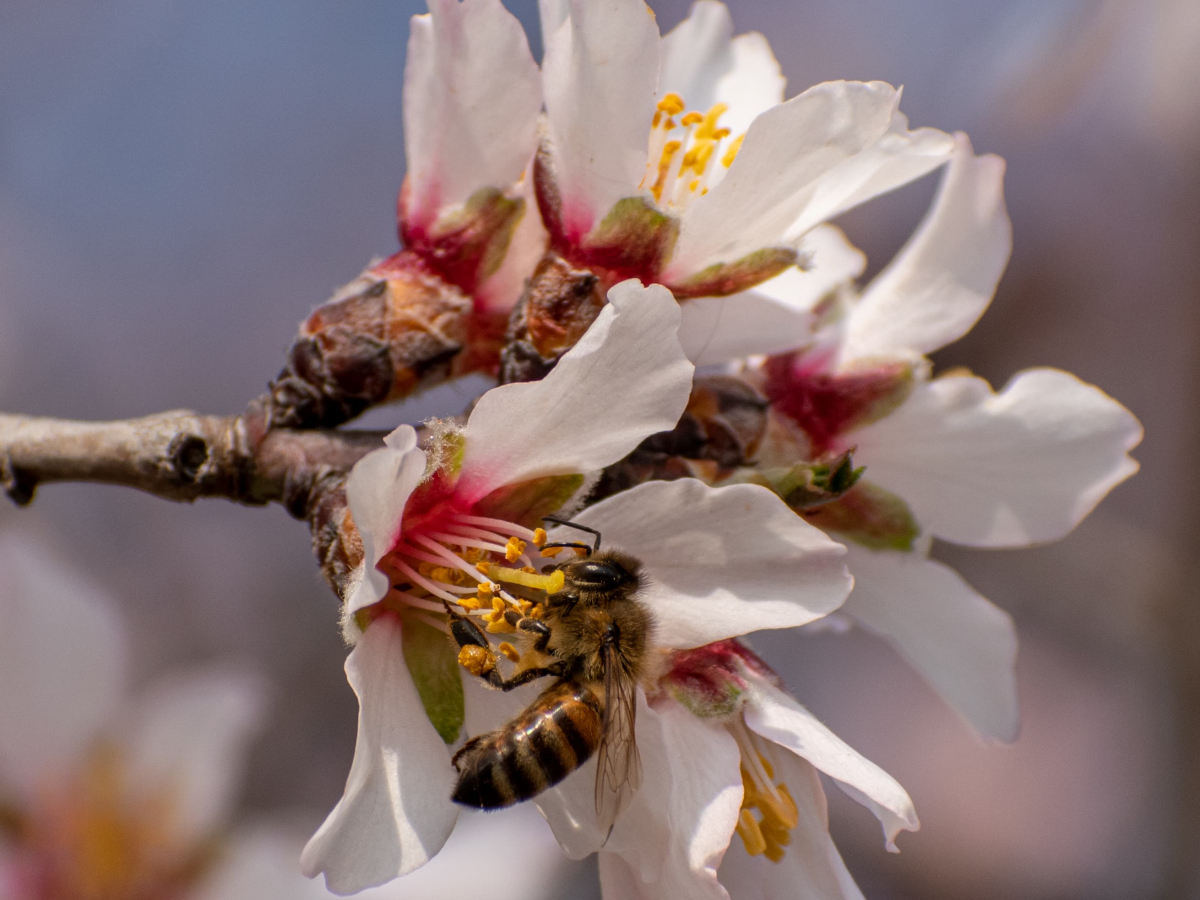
(452, 681), (603, 810)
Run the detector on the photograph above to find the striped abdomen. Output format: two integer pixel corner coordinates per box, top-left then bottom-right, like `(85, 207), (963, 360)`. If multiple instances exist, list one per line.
(452, 680), (603, 809)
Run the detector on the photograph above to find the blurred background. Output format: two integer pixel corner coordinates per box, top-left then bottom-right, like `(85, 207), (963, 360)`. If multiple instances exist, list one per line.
(0, 0), (1195, 897)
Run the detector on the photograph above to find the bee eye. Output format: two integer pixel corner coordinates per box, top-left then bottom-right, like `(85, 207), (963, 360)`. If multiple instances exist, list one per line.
(575, 561), (622, 588)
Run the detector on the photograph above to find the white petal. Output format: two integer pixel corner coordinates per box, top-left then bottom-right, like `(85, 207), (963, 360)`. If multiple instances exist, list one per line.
(301, 617), (458, 894)
(660, 2), (785, 140)
(538, 0), (570, 46)
(565, 479), (851, 649)
(344, 426), (426, 616)
(854, 369), (1143, 547)
(744, 681), (918, 851)
(0, 534), (127, 797)
(459, 281), (693, 501)
(120, 665), (268, 846)
(669, 83), (950, 278)
(840, 133), (1011, 363)
(541, 0), (661, 236)
(678, 226), (865, 366)
(192, 827), (334, 900)
(719, 753), (866, 900)
(840, 543), (1019, 742)
(402, 0), (541, 229)
(595, 700), (742, 899)
(349, 806), (569, 900)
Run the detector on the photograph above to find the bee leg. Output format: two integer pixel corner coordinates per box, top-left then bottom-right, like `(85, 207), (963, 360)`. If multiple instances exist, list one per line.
(516, 617), (553, 653)
(441, 600), (505, 689)
(495, 661), (568, 691)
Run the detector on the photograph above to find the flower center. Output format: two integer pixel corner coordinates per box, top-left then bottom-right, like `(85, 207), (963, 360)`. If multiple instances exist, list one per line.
(730, 718), (798, 864)
(369, 512), (574, 640)
(12, 745), (202, 900)
(641, 93), (744, 213)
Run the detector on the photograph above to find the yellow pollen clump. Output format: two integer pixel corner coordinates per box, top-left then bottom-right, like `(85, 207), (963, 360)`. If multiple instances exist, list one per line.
(458, 645), (494, 676)
(456, 595), (483, 611)
(532, 528), (548, 548)
(476, 561), (491, 575)
(504, 537), (527, 562)
(497, 642), (520, 663)
(530, 604), (545, 619)
(680, 111), (704, 127)
(540, 545), (565, 558)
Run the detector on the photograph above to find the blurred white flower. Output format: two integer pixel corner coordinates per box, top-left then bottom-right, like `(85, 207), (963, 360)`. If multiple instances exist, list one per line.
(304, 281), (852, 893)
(534, 0), (953, 301)
(0, 532), (268, 900)
(748, 134), (1143, 742)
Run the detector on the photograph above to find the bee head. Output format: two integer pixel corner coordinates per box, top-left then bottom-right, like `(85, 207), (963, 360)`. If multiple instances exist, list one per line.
(561, 551), (642, 593)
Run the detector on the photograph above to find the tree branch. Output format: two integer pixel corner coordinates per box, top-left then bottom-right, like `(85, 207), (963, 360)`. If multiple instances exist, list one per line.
(0, 407), (384, 511)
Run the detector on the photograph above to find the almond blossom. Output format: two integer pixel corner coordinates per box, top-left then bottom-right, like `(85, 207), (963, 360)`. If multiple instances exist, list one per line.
(0, 533), (268, 900)
(736, 134), (1143, 741)
(533, 0), (954, 301)
(301, 281), (853, 894)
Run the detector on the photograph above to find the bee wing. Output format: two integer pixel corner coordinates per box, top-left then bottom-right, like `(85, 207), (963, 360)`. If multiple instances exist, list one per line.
(595, 643), (642, 839)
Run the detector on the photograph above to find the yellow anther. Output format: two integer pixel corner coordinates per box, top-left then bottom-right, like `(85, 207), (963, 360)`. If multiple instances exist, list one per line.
(721, 133), (745, 168)
(652, 110), (663, 128)
(761, 820), (792, 849)
(458, 645), (494, 676)
(689, 178), (701, 192)
(695, 102), (728, 139)
(497, 641), (520, 662)
(736, 809), (767, 856)
(486, 618), (517, 634)
(457, 595), (482, 611)
(530, 604), (544, 619)
(486, 565), (566, 594)
(573, 546), (589, 557)
(713, 127), (731, 139)
(540, 545), (565, 558)
(504, 537), (527, 562)
(680, 111), (704, 127)
(476, 561), (491, 575)
(656, 92), (685, 115)
(776, 783), (798, 828)
(518, 599), (533, 615)
(532, 528), (548, 548)
(520, 566), (536, 574)
(477, 581), (494, 595)
(763, 839), (786, 863)
(492, 596), (507, 613)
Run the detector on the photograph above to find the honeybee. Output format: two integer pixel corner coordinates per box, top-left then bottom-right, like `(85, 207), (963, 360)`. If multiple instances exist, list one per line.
(444, 518), (652, 834)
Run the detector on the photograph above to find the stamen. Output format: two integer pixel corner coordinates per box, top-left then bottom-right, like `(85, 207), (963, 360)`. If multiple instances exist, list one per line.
(532, 528), (547, 548)
(450, 514), (537, 541)
(737, 809), (767, 856)
(412, 534), (489, 583)
(486, 564), (566, 594)
(497, 642), (520, 662)
(721, 134), (745, 168)
(540, 545), (566, 558)
(656, 92), (685, 115)
(730, 718), (797, 863)
(504, 537), (527, 562)
(680, 111), (704, 127)
(390, 558), (462, 605)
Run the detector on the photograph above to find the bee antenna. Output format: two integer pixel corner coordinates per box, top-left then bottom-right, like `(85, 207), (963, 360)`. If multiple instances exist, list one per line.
(541, 515), (601, 555)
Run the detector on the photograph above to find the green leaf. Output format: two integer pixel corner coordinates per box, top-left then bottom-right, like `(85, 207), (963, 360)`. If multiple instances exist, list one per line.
(802, 479), (920, 552)
(401, 611), (464, 744)
(474, 473), (586, 530)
